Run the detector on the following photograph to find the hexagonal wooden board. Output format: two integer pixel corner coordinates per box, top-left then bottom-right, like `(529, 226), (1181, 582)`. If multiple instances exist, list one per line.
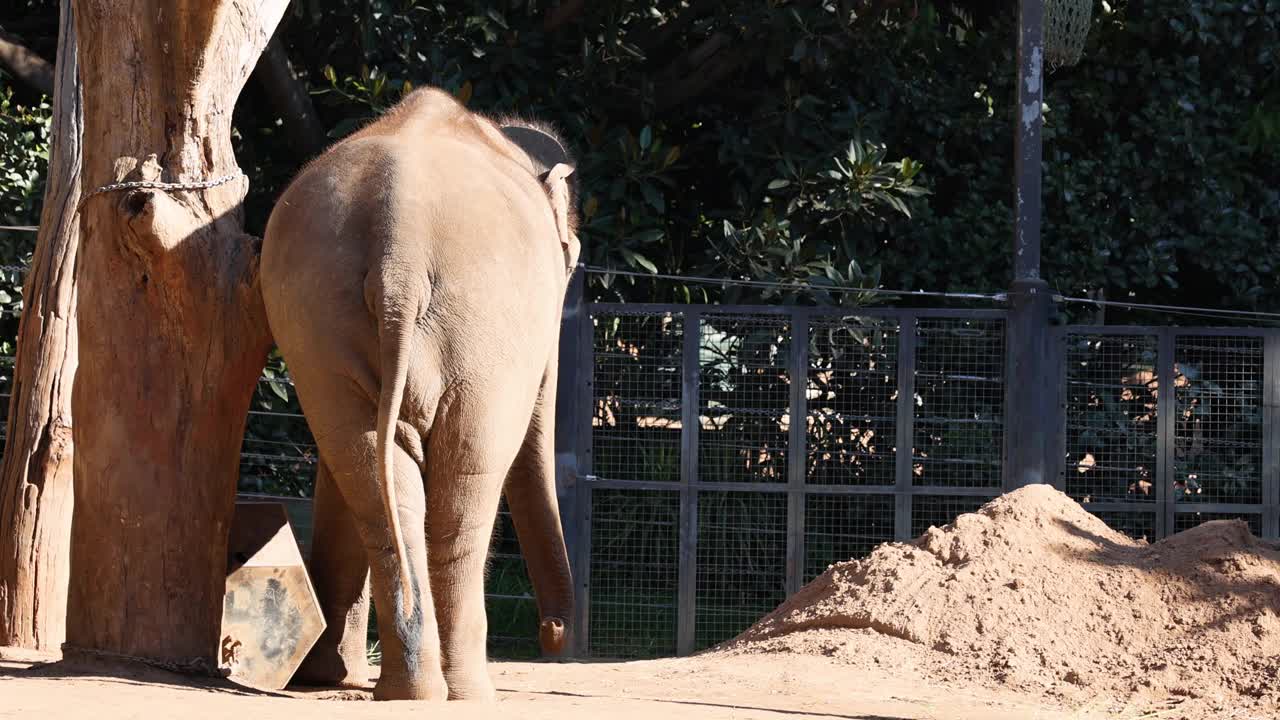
(219, 501), (326, 691)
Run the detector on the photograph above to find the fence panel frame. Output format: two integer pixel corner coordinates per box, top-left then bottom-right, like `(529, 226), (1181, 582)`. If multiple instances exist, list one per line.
(214, 299), (1280, 661)
(1057, 324), (1278, 542)
(785, 309), (810, 595)
(573, 308), (1280, 658)
(575, 301), (1013, 657)
(893, 313), (917, 541)
(676, 309), (701, 655)
(1155, 330), (1176, 539)
(1265, 336), (1280, 539)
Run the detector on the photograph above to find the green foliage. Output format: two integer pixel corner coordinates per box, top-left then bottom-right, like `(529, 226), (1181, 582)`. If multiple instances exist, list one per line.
(0, 80), (49, 353)
(1040, 0), (1280, 318)
(5, 1), (1279, 318)
(232, 0), (1277, 317)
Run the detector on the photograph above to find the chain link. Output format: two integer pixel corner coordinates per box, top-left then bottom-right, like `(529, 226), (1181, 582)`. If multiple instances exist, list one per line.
(76, 172), (244, 214)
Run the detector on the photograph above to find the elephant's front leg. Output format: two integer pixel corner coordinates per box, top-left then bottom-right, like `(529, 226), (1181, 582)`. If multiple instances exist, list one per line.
(427, 468), (505, 700)
(295, 461), (372, 687)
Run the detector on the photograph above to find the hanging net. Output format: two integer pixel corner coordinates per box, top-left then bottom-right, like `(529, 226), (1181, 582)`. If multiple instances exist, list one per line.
(1044, 0), (1093, 69)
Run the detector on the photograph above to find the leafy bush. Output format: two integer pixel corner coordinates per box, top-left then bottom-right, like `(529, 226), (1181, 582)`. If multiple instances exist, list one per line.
(0, 79), (48, 352)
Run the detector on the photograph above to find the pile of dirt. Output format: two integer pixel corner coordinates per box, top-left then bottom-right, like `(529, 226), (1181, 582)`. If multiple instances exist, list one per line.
(725, 485), (1280, 717)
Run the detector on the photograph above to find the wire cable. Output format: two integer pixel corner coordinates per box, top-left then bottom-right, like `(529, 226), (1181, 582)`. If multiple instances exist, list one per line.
(1054, 295), (1280, 324)
(582, 265), (1008, 303)
(584, 265), (1280, 324)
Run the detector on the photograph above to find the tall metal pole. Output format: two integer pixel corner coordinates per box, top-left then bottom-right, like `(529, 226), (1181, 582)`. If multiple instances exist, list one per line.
(1005, 0), (1054, 489)
(1014, 0), (1045, 282)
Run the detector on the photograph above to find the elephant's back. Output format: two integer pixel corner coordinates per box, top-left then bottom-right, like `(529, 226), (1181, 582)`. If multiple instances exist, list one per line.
(391, 137), (567, 377)
(261, 130), (564, 394)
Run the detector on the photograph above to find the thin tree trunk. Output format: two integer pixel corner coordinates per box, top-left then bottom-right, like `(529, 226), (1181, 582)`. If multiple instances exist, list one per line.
(62, 0), (283, 669)
(0, 0), (81, 654)
(252, 35), (326, 158)
(0, 26), (54, 96)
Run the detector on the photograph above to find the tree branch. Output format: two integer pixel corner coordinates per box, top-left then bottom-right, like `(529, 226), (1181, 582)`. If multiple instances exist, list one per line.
(654, 32), (759, 113)
(251, 34), (326, 158)
(543, 0), (585, 34)
(629, 0), (719, 62)
(0, 26), (54, 96)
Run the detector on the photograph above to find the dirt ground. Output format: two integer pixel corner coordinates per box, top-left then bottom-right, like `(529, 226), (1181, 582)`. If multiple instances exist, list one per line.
(7, 487), (1279, 719)
(3, 651), (1128, 720)
(727, 486), (1280, 720)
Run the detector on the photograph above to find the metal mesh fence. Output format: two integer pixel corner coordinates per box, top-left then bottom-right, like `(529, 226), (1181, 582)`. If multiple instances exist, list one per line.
(11, 296), (1280, 664)
(806, 317), (899, 486)
(803, 493), (894, 581)
(912, 318), (1005, 488)
(485, 499), (540, 659)
(910, 494), (995, 537)
(698, 314), (791, 484)
(587, 488), (681, 658)
(240, 367), (317, 497)
(591, 311), (684, 484)
(1089, 511), (1157, 542)
(574, 312), (1280, 659)
(0, 354), (12, 455)
(1174, 511), (1263, 536)
(1173, 336), (1264, 505)
(695, 490), (788, 649)
(1062, 333), (1160, 504)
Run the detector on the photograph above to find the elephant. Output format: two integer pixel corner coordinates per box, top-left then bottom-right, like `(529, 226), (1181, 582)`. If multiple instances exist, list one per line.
(259, 86), (580, 701)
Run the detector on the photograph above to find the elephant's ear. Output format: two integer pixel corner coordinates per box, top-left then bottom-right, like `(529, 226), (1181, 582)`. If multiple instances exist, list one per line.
(541, 162), (577, 261)
(501, 124), (578, 262)
(500, 125), (573, 178)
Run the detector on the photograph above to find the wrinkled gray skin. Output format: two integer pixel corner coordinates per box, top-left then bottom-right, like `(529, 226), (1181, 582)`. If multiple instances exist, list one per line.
(260, 87), (579, 701)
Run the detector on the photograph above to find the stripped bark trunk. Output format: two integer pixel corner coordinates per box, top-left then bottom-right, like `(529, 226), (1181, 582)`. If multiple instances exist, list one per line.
(0, 0), (81, 653)
(62, 0), (283, 668)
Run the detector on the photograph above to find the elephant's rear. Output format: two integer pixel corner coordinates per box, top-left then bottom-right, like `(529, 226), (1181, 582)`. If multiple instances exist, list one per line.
(262, 137), (398, 368)
(259, 88), (578, 690)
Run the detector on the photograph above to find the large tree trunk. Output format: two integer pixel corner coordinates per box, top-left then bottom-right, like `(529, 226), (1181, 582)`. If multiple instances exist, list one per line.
(0, 0), (81, 654)
(62, 0), (283, 669)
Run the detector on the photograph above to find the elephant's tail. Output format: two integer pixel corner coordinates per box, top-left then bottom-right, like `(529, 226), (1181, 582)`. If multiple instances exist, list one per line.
(375, 283), (418, 605)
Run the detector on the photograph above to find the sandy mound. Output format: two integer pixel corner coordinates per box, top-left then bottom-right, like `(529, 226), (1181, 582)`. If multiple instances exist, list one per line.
(727, 485), (1280, 716)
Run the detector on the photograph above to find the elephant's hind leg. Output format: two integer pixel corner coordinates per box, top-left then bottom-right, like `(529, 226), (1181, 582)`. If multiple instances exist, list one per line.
(426, 466), (506, 701)
(306, 388), (447, 701)
(294, 461), (372, 688)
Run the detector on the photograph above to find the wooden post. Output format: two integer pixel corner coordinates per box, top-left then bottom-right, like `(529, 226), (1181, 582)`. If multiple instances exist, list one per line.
(62, 0), (284, 669)
(0, 0), (81, 653)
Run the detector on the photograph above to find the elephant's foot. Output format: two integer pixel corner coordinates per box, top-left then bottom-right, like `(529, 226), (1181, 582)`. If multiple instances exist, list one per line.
(445, 675), (496, 702)
(441, 657), (496, 702)
(372, 669), (449, 701)
(293, 645), (371, 688)
(539, 617), (568, 657)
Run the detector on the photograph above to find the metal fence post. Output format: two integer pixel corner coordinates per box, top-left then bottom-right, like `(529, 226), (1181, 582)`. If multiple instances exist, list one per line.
(1046, 325), (1067, 491)
(1004, 285), (1053, 490)
(557, 265), (592, 657)
(1263, 336), (1279, 539)
(676, 310), (702, 655)
(1155, 330), (1176, 539)
(893, 314), (917, 540)
(785, 310), (809, 595)
(1005, 0), (1052, 490)
(556, 267), (586, 561)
